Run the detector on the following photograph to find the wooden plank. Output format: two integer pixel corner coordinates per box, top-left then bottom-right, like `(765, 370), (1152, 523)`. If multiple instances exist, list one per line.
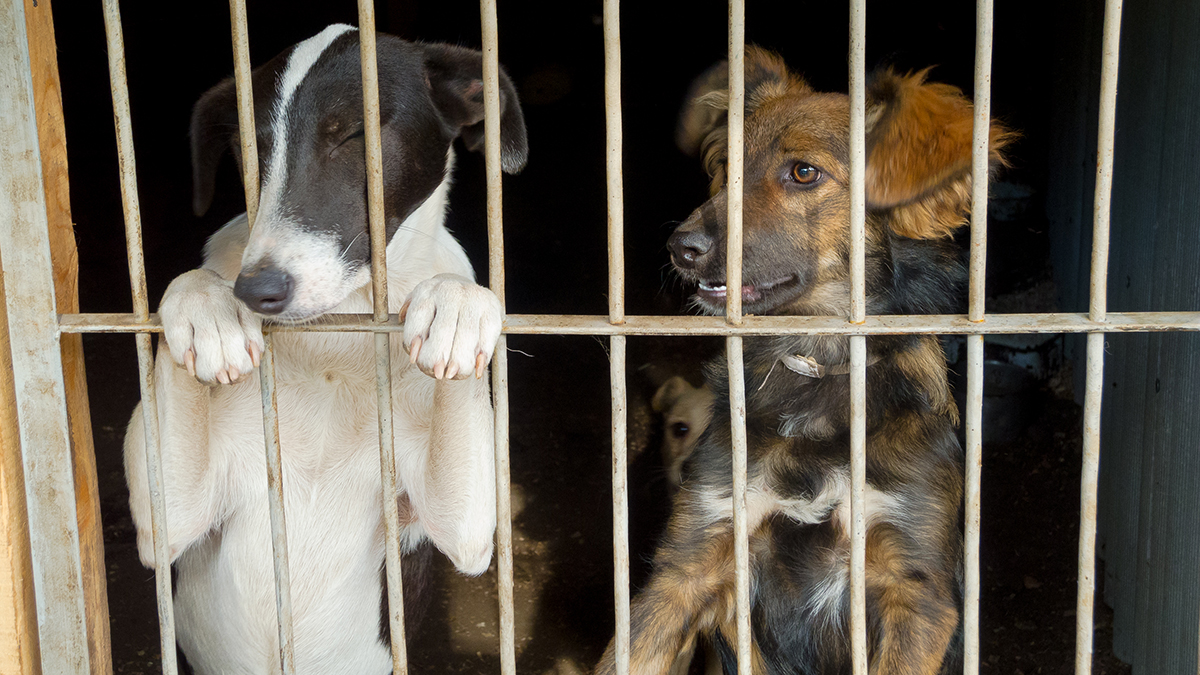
(0, 266), (40, 675)
(21, 1), (111, 673)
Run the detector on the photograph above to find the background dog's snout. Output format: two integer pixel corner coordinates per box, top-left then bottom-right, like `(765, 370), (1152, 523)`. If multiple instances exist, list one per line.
(668, 230), (715, 269)
(234, 267), (293, 315)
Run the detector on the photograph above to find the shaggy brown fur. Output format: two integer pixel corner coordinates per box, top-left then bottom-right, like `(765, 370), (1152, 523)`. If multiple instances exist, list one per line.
(597, 48), (1010, 675)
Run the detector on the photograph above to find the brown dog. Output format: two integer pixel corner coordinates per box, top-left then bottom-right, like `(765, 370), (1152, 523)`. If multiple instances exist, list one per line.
(596, 49), (1009, 675)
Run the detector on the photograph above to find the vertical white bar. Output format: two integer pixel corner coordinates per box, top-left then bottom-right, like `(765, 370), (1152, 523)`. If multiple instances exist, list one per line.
(99, 1), (179, 672)
(604, 2), (631, 673)
(357, 4), (409, 671)
(605, 0), (625, 326)
(480, 2), (517, 674)
(964, 2), (994, 673)
(610, 335), (630, 675)
(726, 335), (751, 675)
(726, 1), (751, 673)
(725, 0), (744, 326)
(848, 0), (868, 673)
(1077, 0), (1121, 672)
(258, 339), (296, 675)
(224, 4), (296, 671)
(0, 2), (90, 671)
(228, 0), (259, 227)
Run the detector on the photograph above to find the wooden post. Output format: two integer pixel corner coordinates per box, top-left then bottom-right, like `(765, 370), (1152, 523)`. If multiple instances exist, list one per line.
(0, 1), (113, 673)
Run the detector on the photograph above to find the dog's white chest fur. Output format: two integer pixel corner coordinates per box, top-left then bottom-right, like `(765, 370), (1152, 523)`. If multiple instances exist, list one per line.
(172, 332), (424, 675)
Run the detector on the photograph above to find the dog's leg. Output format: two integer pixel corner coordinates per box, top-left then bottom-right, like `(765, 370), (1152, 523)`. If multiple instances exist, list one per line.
(124, 343), (225, 567)
(596, 505), (740, 675)
(394, 273), (502, 576)
(865, 524), (959, 675)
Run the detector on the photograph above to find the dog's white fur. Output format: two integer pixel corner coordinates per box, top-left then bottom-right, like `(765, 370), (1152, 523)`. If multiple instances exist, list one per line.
(125, 27), (500, 675)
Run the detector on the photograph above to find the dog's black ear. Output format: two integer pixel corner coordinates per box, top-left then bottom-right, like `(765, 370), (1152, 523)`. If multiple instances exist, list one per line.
(865, 68), (1014, 238)
(189, 77), (239, 217)
(677, 47), (808, 195)
(421, 44), (528, 174)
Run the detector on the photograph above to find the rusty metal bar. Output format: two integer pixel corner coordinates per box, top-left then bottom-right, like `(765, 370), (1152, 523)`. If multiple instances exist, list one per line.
(58, 311), (1200, 336)
(726, 335), (751, 675)
(357, 3), (409, 671)
(99, 2), (179, 673)
(610, 335), (630, 675)
(605, 0), (625, 326)
(0, 2), (90, 671)
(1076, 0), (1122, 672)
(224, 5), (297, 671)
(847, 0), (868, 673)
(725, 1), (752, 673)
(257, 337), (296, 674)
(480, 1), (517, 673)
(228, 0), (259, 227)
(725, 0), (745, 327)
(964, 1), (994, 671)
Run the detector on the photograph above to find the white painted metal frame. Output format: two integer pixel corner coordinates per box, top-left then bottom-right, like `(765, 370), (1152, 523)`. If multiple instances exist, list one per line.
(0, 0), (1173, 673)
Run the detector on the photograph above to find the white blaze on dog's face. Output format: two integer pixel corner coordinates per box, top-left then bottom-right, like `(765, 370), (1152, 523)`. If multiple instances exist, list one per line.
(189, 24), (528, 321)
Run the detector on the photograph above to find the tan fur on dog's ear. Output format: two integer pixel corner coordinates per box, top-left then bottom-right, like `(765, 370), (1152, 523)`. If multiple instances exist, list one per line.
(865, 69), (1013, 239)
(677, 47), (811, 195)
(652, 376), (692, 414)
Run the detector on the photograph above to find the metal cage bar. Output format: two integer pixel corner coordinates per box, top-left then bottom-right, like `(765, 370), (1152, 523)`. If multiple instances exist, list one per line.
(225, 2), (298, 671)
(724, 2), (754, 672)
(964, 0), (995, 672)
(356, 2), (411, 671)
(480, 2), (518, 674)
(847, 0), (869, 672)
(1076, 0), (1123, 672)
(100, 2), (180, 674)
(603, 1), (632, 673)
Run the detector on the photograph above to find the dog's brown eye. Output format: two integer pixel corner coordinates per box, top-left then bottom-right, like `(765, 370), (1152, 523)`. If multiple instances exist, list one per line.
(671, 422), (690, 438)
(790, 162), (821, 184)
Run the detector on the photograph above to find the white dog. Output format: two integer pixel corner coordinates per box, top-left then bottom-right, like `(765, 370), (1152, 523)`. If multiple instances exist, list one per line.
(124, 24), (527, 675)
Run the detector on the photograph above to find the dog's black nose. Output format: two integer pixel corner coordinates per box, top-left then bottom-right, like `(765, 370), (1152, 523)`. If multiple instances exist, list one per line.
(668, 230), (714, 269)
(234, 267), (293, 315)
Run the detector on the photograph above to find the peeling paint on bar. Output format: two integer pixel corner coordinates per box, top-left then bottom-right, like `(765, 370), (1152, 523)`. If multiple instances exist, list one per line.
(258, 337), (297, 674)
(1076, 0), (1122, 672)
(1, 2), (91, 671)
(57, 311), (1200, 336)
(100, 1), (179, 673)
(479, 2), (518, 674)
(848, 0), (869, 672)
(965, 1), (995, 672)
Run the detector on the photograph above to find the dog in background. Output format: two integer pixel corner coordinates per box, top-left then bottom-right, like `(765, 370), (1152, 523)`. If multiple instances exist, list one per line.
(597, 48), (1009, 675)
(124, 25), (527, 675)
(652, 376), (714, 492)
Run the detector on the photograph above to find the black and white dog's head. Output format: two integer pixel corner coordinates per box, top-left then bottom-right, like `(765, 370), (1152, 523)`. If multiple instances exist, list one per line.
(192, 24), (527, 321)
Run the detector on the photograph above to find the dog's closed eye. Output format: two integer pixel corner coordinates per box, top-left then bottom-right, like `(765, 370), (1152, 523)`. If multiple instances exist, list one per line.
(331, 127), (365, 155)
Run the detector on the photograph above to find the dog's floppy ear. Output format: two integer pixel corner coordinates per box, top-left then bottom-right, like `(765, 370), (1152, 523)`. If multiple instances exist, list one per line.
(421, 43), (528, 174)
(865, 68), (1013, 239)
(677, 47), (809, 195)
(189, 77), (239, 217)
(652, 376), (693, 414)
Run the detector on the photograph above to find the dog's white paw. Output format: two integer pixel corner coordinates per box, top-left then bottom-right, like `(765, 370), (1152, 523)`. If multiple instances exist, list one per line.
(160, 269), (264, 385)
(400, 273), (502, 380)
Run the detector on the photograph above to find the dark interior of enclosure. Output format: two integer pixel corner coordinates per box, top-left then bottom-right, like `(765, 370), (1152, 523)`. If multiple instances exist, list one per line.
(50, 0), (1135, 672)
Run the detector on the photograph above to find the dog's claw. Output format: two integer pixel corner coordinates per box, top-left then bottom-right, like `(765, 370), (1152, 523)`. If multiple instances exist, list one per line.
(409, 337), (422, 364)
(185, 349), (196, 377)
(446, 363), (459, 380)
(216, 369), (230, 385)
(398, 299), (410, 323)
(475, 353), (487, 379)
(248, 341), (261, 368)
(228, 367), (241, 382)
(433, 362), (446, 380)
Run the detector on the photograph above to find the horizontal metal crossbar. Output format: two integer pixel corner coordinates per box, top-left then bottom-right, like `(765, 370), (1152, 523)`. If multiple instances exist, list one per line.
(58, 311), (1200, 336)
